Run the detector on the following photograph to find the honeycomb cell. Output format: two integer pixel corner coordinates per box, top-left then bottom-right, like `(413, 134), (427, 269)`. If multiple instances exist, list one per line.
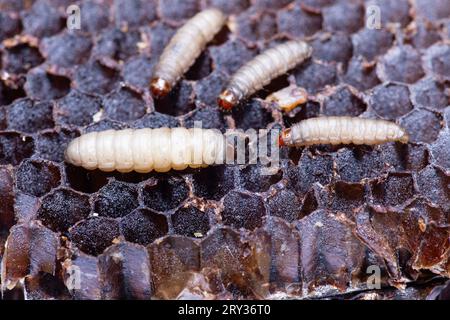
(79, 0), (110, 32)
(3, 44), (44, 74)
(114, 0), (156, 28)
(16, 159), (61, 197)
(74, 61), (120, 95)
(0, 12), (21, 41)
(369, 83), (413, 120)
(21, 0), (64, 38)
(311, 32), (353, 65)
(413, 0), (450, 21)
(371, 173), (415, 207)
(276, 3), (322, 38)
(209, 39), (255, 75)
(184, 51), (213, 81)
(235, 10), (277, 43)
(122, 56), (155, 91)
(335, 147), (385, 182)
(159, 0), (200, 20)
(154, 81), (195, 116)
(132, 113), (179, 129)
(318, 181), (366, 212)
(142, 177), (189, 212)
(423, 44), (450, 81)
(416, 165), (450, 212)
(172, 206), (210, 237)
(120, 208), (168, 245)
(410, 77), (448, 111)
(239, 165), (282, 193)
(194, 70), (227, 107)
(94, 181), (138, 218)
(322, 86), (366, 116)
(62, 252), (101, 299)
(429, 131), (450, 169)
(65, 165), (109, 194)
(0, 132), (34, 165)
(184, 107), (226, 131)
(69, 217), (120, 256)
(55, 90), (102, 127)
(206, 0), (250, 14)
(343, 56), (380, 91)
(93, 28), (141, 62)
(365, 0), (411, 27)
(254, 0), (291, 9)
(232, 100), (273, 131)
(294, 60), (338, 94)
(266, 188), (303, 222)
(103, 87), (146, 121)
(322, 1), (364, 33)
(0, 81), (26, 107)
(25, 70), (71, 100)
(147, 22), (176, 57)
(35, 128), (79, 162)
(352, 28), (394, 61)
(221, 190), (265, 230)
(377, 45), (425, 84)
(37, 188), (90, 232)
(40, 32), (93, 68)
(408, 21), (442, 49)
(400, 109), (441, 143)
(192, 166), (235, 201)
(6, 99), (54, 133)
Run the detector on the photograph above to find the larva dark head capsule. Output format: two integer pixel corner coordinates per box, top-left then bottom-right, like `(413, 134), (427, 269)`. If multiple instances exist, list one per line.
(278, 128), (292, 147)
(150, 78), (171, 99)
(217, 88), (241, 111)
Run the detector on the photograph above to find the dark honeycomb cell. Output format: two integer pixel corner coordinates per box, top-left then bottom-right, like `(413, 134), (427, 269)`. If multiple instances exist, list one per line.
(287, 152), (334, 195)
(254, 0), (291, 9)
(365, 0), (411, 27)
(192, 166), (235, 201)
(74, 61), (120, 95)
(400, 109), (441, 143)
(36, 128), (78, 162)
(69, 217), (120, 256)
(6, 99), (54, 133)
(114, 0), (156, 28)
(416, 166), (450, 212)
(94, 181), (138, 218)
(21, 1), (64, 38)
(142, 177), (189, 212)
(322, 86), (366, 116)
(120, 208), (168, 245)
(159, 0), (199, 20)
(206, 0), (250, 14)
(37, 188), (90, 232)
(0, 132), (34, 165)
(55, 90), (101, 126)
(336, 147), (385, 182)
(235, 10), (277, 43)
(413, 0), (450, 21)
(294, 60), (338, 94)
(147, 22), (176, 57)
(185, 52), (213, 81)
(93, 28), (141, 62)
(3, 44), (44, 74)
(430, 132), (450, 169)
(371, 173), (415, 207)
(184, 107), (226, 131)
(423, 44), (450, 81)
(311, 32), (353, 65)
(209, 39), (255, 75)
(343, 56), (380, 91)
(352, 28), (394, 61)
(16, 160), (61, 197)
(79, 0), (110, 32)
(0, 12), (21, 41)
(318, 181), (366, 211)
(232, 100), (273, 131)
(132, 113), (179, 129)
(410, 77), (448, 111)
(40, 32), (93, 68)
(122, 56), (155, 91)
(322, 1), (364, 33)
(408, 21), (442, 49)
(172, 206), (211, 237)
(370, 83), (413, 120)
(65, 165), (109, 194)
(103, 87), (146, 121)
(154, 81), (195, 116)
(276, 3), (323, 37)
(25, 71), (71, 100)
(267, 188), (303, 222)
(239, 165), (282, 192)
(221, 190), (265, 230)
(0, 81), (26, 107)
(194, 70), (227, 107)
(377, 45), (425, 84)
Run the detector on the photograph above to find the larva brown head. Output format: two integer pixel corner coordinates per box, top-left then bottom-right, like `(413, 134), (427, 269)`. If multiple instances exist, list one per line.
(217, 89), (239, 111)
(279, 128), (292, 147)
(150, 78), (171, 99)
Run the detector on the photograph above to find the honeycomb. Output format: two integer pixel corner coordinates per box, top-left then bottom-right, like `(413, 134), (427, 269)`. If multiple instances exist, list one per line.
(0, 0), (449, 300)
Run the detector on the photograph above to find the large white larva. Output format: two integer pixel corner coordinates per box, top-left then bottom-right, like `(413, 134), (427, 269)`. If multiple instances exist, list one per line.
(150, 8), (226, 98)
(279, 117), (409, 147)
(65, 128), (225, 173)
(218, 40), (312, 110)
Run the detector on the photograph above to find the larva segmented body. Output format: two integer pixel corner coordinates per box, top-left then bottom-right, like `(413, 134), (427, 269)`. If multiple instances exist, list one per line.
(65, 128), (225, 173)
(150, 8), (226, 98)
(279, 117), (409, 147)
(218, 40), (312, 110)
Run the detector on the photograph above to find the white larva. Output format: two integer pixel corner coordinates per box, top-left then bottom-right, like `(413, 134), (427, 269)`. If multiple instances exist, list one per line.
(65, 128), (225, 173)
(150, 8), (226, 98)
(265, 84), (308, 112)
(218, 40), (312, 110)
(279, 117), (409, 147)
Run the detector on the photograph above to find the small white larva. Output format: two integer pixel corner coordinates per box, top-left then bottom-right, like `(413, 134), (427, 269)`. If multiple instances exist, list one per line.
(279, 117), (409, 147)
(150, 8), (226, 98)
(218, 40), (312, 110)
(65, 128), (225, 173)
